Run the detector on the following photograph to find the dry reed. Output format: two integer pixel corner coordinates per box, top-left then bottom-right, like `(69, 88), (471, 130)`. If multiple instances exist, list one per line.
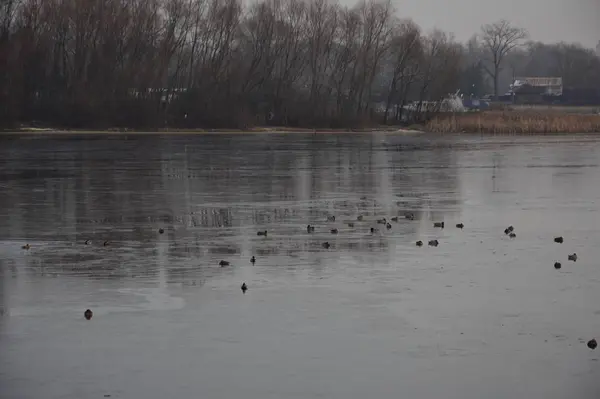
(427, 111), (600, 134)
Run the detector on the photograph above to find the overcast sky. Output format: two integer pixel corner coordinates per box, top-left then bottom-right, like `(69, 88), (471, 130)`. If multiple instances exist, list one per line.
(346, 0), (600, 48)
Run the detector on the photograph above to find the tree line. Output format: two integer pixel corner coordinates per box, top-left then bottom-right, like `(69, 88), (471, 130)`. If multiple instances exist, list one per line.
(0, 0), (599, 129)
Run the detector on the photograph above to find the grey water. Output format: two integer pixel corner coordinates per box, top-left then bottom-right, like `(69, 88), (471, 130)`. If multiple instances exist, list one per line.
(1, 132), (600, 399)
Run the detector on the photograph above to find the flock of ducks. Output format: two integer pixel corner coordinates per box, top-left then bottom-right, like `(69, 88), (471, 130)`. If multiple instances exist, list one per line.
(211, 211), (456, 293)
(502, 226), (578, 269)
(304, 213), (458, 251)
(217, 215), (594, 350)
(500, 226), (591, 348)
(17, 212), (595, 350)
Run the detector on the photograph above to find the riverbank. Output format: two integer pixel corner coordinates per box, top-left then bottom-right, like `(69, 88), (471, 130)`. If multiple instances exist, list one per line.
(427, 110), (600, 134)
(9, 109), (600, 135)
(1, 125), (425, 135)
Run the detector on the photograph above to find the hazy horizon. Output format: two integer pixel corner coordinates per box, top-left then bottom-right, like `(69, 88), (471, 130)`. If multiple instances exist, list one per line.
(339, 0), (600, 48)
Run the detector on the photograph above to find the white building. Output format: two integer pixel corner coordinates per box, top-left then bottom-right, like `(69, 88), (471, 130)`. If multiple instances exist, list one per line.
(511, 77), (563, 96)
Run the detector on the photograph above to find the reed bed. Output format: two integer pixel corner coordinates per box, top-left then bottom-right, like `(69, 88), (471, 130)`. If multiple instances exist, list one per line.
(427, 111), (600, 134)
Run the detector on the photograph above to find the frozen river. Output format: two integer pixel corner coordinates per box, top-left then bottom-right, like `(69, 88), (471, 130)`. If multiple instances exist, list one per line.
(1, 132), (600, 399)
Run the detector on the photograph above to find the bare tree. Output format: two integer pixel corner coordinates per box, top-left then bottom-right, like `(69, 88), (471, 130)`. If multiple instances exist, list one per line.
(480, 20), (527, 99)
(550, 43), (598, 88)
(0, 0), (19, 38)
(382, 19), (421, 123)
(411, 30), (461, 121)
(0, 0), (21, 124)
(304, 0), (338, 120)
(352, 0), (393, 116)
(270, 0), (308, 124)
(238, 1), (274, 91)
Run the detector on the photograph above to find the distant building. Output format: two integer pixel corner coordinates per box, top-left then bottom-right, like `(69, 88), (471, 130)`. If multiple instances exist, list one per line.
(511, 77), (563, 96)
(596, 40), (600, 57)
(509, 77), (563, 103)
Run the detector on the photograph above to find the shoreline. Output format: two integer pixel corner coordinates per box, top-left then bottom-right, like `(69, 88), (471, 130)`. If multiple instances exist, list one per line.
(6, 108), (600, 135)
(1, 126), (426, 135)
